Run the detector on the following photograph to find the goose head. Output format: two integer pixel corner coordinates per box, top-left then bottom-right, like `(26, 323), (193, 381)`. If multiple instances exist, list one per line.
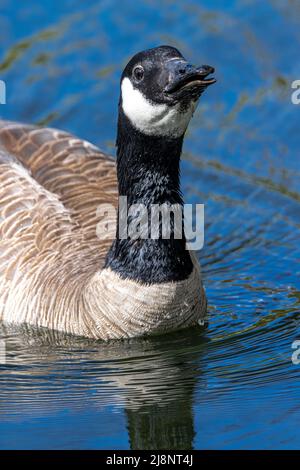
(120, 45), (215, 138)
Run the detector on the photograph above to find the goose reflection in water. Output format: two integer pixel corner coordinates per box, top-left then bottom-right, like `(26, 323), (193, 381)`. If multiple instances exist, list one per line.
(0, 324), (207, 449)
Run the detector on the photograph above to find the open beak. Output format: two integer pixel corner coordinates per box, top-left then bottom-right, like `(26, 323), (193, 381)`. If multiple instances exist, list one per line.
(164, 60), (216, 95)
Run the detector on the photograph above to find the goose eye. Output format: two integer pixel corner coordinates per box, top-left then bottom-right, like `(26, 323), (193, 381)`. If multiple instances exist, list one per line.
(133, 66), (144, 82)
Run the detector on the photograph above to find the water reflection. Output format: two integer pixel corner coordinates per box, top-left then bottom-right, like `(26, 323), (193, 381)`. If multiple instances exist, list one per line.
(126, 401), (195, 450)
(0, 324), (207, 449)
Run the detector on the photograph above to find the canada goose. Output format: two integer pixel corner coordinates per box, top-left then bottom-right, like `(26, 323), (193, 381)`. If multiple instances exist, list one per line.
(0, 45), (215, 340)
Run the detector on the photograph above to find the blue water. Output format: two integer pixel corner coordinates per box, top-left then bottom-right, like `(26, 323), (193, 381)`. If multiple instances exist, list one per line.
(0, 0), (300, 449)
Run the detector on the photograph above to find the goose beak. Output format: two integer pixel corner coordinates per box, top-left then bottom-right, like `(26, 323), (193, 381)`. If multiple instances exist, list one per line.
(164, 60), (216, 95)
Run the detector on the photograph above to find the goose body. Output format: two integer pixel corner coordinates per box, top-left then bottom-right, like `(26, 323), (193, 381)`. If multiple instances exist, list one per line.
(0, 46), (215, 340)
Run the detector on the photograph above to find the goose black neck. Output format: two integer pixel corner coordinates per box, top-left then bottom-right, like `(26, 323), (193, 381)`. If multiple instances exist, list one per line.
(116, 110), (183, 206)
(105, 111), (193, 283)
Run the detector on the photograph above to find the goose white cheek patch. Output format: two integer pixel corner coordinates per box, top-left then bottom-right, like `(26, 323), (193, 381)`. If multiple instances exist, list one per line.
(121, 77), (196, 137)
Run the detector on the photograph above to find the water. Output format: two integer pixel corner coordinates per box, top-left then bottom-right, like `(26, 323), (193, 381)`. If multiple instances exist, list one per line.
(0, 0), (300, 449)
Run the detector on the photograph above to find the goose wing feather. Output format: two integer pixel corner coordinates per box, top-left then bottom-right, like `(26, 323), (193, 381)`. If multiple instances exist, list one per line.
(0, 120), (118, 322)
(0, 120), (118, 243)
